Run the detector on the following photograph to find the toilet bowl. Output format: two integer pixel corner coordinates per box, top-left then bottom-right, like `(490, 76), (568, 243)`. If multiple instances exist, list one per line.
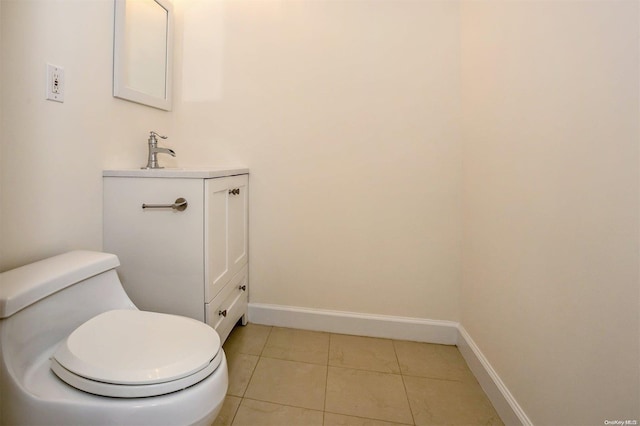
(0, 250), (228, 426)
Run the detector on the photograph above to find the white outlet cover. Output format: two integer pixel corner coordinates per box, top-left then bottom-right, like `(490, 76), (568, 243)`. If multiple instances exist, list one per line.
(46, 63), (64, 103)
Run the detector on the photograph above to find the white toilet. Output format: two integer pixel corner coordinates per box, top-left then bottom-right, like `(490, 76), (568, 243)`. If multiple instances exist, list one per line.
(0, 250), (228, 426)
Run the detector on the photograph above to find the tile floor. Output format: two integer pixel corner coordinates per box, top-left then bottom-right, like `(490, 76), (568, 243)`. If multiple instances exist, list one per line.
(213, 324), (504, 426)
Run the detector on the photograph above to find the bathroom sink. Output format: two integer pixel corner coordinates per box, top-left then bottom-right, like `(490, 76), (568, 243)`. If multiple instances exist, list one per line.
(103, 167), (249, 179)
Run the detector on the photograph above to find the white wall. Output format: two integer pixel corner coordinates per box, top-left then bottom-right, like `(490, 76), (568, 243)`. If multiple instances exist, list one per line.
(460, 1), (640, 424)
(0, 0), (172, 271)
(169, 0), (463, 320)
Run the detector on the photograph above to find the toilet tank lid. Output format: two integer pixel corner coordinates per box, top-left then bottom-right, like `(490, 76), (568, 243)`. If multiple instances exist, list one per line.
(0, 251), (120, 318)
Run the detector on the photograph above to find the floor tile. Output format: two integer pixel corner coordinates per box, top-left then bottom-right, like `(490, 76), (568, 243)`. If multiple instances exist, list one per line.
(262, 327), (330, 365)
(212, 395), (241, 426)
(244, 357), (327, 410)
(329, 334), (400, 373)
(232, 399), (323, 426)
(324, 412), (412, 426)
(325, 367), (413, 424)
(225, 352), (259, 397)
(393, 340), (473, 381)
(403, 376), (504, 426)
(223, 324), (272, 357)
(220, 323), (504, 426)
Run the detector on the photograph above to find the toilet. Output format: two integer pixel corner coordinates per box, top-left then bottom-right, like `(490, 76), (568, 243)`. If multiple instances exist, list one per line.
(0, 250), (228, 426)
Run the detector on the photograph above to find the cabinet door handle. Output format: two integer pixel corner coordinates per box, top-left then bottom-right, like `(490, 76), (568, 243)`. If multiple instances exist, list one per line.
(228, 188), (240, 195)
(239, 285), (247, 291)
(218, 309), (227, 317)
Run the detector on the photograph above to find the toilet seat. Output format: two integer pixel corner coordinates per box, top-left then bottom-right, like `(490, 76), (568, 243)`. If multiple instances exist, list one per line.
(51, 310), (222, 398)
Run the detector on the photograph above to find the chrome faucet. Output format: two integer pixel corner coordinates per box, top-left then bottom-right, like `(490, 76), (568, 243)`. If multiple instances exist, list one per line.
(142, 131), (175, 169)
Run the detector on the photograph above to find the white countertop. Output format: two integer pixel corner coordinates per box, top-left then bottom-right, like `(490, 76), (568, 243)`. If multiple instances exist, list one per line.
(103, 167), (249, 179)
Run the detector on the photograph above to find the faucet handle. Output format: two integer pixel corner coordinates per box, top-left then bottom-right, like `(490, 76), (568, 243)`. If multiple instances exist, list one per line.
(149, 131), (168, 140)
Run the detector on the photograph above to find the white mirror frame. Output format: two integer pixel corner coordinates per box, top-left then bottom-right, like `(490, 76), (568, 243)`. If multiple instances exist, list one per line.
(113, 0), (173, 111)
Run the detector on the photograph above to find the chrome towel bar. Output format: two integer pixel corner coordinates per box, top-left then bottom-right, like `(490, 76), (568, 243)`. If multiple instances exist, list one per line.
(142, 197), (188, 211)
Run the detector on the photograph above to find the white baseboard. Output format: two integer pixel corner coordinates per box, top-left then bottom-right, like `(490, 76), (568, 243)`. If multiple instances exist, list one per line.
(457, 326), (532, 426)
(248, 303), (459, 344)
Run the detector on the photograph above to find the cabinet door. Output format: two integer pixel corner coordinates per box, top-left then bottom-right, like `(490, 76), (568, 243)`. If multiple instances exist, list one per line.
(103, 177), (206, 321)
(228, 174), (249, 274)
(204, 174), (248, 302)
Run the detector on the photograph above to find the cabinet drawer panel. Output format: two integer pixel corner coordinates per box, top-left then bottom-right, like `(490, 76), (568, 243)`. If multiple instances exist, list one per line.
(213, 286), (247, 344)
(205, 266), (248, 343)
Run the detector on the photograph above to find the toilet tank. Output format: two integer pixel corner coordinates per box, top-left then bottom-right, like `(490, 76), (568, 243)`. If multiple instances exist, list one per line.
(0, 251), (124, 319)
(0, 251), (137, 381)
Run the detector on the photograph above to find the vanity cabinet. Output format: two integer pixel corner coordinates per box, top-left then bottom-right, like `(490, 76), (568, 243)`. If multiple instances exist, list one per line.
(103, 168), (248, 343)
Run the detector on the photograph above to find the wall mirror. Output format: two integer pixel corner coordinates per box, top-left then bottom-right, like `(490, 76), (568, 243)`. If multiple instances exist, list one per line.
(113, 0), (173, 111)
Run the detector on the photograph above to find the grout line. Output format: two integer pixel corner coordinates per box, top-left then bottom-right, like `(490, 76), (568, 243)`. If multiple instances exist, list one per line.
(323, 409), (414, 426)
(227, 395), (241, 426)
(225, 325), (272, 399)
(323, 334), (333, 413)
(393, 340), (417, 426)
(327, 364), (404, 376)
(399, 374), (417, 426)
(258, 325), (273, 357)
(239, 360), (257, 399)
(257, 353), (329, 366)
(223, 325), (274, 425)
(241, 396), (325, 414)
(241, 325), (272, 397)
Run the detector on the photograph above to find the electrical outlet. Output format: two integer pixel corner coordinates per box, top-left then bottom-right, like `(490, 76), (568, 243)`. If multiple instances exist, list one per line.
(46, 64), (64, 103)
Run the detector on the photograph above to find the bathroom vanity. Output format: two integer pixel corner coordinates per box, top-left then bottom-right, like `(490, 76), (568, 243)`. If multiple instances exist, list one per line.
(103, 168), (248, 343)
